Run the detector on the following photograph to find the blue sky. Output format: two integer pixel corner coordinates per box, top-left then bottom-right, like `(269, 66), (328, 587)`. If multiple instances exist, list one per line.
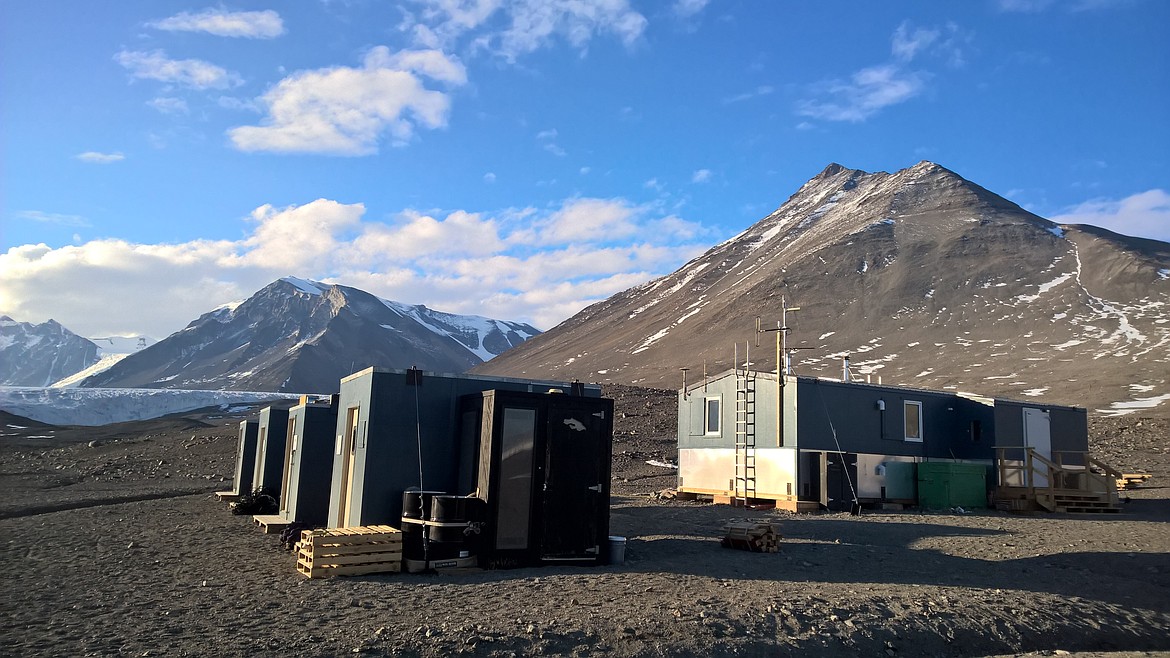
(2, 0), (1168, 339)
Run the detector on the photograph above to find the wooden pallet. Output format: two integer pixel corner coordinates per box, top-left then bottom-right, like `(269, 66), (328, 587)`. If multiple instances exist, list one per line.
(720, 522), (781, 553)
(215, 491), (241, 503)
(296, 525), (403, 578)
(253, 514), (291, 534)
(1117, 473), (1152, 490)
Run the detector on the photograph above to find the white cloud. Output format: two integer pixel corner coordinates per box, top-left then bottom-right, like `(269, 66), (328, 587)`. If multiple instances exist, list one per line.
(149, 9), (285, 38)
(997, 0), (1056, 10)
(891, 22), (940, 62)
(796, 21), (968, 123)
(15, 211), (90, 227)
(797, 65), (927, 122)
(406, 0), (647, 62)
(673, 0), (710, 19)
(115, 50), (242, 89)
(483, 172), (497, 183)
(227, 47), (466, 155)
(691, 169), (712, 184)
(148, 97), (189, 114)
(1050, 189), (1170, 242)
(536, 128), (566, 156)
(0, 196), (711, 337)
(722, 85), (773, 104)
(75, 151), (125, 164)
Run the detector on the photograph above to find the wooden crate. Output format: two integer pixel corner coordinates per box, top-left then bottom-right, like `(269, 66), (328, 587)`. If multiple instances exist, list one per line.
(296, 525), (403, 578)
(720, 522), (781, 553)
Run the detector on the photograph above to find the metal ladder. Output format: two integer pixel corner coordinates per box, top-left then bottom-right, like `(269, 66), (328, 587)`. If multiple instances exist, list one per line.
(733, 355), (757, 504)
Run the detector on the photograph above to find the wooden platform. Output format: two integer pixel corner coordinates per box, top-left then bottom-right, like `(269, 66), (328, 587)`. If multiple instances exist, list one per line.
(677, 488), (820, 513)
(215, 491), (241, 503)
(296, 525), (403, 578)
(253, 514), (291, 534)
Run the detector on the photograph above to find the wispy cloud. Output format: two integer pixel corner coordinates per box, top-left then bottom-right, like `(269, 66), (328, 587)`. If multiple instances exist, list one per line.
(691, 169), (712, 183)
(797, 65), (927, 122)
(148, 97), (189, 115)
(997, 0), (1127, 12)
(796, 21), (967, 123)
(483, 172), (497, 183)
(536, 128), (566, 156)
(1050, 189), (1170, 242)
(75, 151), (125, 164)
(673, 0), (710, 19)
(149, 9), (285, 38)
(227, 47), (466, 155)
(0, 196), (711, 336)
(403, 0), (647, 63)
(997, 0), (1056, 11)
(115, 50), (242, 89)
(722, 85), (773, 104)
(15, 210), (91, 227)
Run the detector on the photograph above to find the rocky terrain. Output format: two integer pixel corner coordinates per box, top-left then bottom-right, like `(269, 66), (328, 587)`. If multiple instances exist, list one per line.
(2, 385), (1168, 657)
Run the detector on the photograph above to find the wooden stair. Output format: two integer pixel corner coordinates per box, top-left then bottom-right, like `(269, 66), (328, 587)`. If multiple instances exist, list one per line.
(996, 448), (1124, 515)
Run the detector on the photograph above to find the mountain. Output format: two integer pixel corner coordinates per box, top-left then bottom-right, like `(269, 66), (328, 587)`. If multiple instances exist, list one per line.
(0, 316), (100, 386)
(80, 277), (540, 393)
(50, 335), (158, 387)
(475, 161), (1170, 416)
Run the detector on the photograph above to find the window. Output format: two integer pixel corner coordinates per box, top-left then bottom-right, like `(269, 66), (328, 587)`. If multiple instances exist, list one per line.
(704, 397), (721, 435)
(904, 401), (923, 442)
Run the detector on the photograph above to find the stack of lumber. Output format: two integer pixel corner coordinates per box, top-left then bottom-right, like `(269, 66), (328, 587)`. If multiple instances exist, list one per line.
(296, 525), (403, 578)
(720, 522), (781, 553)
(1117, 473), (1152, 490)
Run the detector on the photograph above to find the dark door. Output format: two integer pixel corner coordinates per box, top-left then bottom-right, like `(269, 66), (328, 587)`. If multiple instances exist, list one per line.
(824, 452), (858, 512)
(540, 404), (606, 560)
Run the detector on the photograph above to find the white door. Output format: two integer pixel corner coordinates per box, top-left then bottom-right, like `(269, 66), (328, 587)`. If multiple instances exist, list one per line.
(1023, 408), (1052, 488)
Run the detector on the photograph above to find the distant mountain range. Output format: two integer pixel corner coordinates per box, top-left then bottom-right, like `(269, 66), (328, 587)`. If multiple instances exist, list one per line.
(0, 316), (100, 386)
(78, 277), (540, 393)
(475, 161), (1170, 416)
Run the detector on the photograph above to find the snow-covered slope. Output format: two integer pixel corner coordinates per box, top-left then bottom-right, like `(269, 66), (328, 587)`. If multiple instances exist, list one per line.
(0, 316), (99, 386)
(476, 161), (1170, 416)
(80, 277), (540, 394)
(51, 335), (158, 387)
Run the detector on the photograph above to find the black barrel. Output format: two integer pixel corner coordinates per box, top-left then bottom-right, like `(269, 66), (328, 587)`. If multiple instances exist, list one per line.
(402, 490), (445, 520)
(401, 521), (425, 560)
(429, 495), (469, 523)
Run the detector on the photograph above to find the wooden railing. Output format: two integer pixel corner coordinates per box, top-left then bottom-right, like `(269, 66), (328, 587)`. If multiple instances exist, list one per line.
(996, 447), (1121, 510)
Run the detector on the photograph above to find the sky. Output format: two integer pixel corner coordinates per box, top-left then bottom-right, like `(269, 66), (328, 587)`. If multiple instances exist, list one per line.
(2, 0), (1168, 340)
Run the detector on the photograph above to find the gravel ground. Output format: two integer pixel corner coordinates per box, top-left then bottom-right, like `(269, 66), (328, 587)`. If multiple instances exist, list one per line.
(0, 387), (1168, 657)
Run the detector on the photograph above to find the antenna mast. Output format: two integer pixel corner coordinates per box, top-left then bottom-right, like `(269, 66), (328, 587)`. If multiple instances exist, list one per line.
(756, 297), (800, 448)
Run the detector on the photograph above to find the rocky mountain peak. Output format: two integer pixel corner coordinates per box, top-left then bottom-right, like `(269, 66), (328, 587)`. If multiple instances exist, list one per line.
(475, 160), (1170, 417)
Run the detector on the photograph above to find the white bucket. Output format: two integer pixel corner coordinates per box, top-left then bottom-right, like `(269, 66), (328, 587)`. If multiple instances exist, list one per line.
(608, 536), (627, 565)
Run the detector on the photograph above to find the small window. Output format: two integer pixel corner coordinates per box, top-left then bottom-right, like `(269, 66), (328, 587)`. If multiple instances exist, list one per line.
(904, 401), (923, 442)
(704, 397), (721, 435)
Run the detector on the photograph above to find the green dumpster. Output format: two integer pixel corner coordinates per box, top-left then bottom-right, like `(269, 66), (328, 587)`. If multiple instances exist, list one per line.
(917, 462), (989, 509)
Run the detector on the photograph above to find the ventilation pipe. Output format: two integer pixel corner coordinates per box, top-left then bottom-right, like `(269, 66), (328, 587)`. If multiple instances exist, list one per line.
(842, 355), (851, 382)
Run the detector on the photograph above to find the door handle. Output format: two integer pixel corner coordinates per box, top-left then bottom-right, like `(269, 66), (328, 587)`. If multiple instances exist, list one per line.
(587, 484), (602, 492)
